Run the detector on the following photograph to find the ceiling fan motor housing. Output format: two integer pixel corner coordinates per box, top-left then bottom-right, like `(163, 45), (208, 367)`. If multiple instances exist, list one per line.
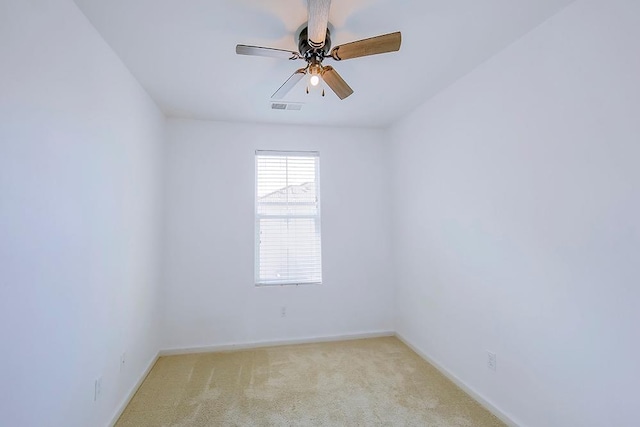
(298, 27), (331, 60)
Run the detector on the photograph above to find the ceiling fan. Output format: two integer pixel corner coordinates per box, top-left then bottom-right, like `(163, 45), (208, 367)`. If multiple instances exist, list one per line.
(235, 0), (401, 100)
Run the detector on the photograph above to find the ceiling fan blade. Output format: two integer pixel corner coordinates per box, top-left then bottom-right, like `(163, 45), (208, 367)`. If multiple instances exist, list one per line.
(236, 44), (301, 60)
(330, 31), (401, 61)
(307, 0), (331, 49)
(272, 68), (307, 99)
(321, 66), (353, 100)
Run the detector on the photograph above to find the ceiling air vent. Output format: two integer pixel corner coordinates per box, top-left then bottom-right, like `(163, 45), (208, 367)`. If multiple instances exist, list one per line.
(271, 102), (303, 111)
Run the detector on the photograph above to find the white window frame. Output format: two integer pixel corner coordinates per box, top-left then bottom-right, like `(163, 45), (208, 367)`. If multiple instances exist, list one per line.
(254, 150), (322, 286)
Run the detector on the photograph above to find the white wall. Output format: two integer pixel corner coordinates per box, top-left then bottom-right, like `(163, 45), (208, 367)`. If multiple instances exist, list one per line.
(0, 1), (165, 426)
(162, 119), (393, 350)
(389, 0), (640, 426)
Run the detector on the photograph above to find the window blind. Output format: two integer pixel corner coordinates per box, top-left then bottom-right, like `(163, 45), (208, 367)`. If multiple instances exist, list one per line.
(255, 151), (322, 285)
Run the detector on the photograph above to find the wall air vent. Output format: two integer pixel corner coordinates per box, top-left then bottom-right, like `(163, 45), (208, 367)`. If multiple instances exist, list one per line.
(271, 102), (303, 111)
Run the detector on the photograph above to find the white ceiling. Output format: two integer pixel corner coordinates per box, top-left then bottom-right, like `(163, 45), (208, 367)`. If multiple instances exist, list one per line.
(73, 0), (574, 128)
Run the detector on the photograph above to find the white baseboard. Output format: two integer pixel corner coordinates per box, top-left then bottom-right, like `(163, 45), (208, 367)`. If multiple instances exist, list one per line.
(159, 330), (395, 356)
(395, 333), (519, 427)
(108, 352), (160, 427)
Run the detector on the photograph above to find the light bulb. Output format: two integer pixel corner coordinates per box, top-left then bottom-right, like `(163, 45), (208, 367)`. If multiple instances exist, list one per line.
(310, 75), (320, 86)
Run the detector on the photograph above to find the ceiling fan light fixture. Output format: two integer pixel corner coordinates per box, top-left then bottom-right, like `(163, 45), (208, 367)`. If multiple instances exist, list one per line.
(308, 63), (322, 86)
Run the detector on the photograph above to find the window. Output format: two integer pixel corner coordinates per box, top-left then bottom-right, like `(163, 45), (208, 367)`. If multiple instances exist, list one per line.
(255, 151), (322, 286)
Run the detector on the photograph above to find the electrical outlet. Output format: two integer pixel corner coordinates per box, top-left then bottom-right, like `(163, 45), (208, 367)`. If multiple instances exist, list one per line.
(487, 351), (497, 371)
(281, 306), (286, 318)
(120, 352), (126, 373)
(94, 377), (102, 401)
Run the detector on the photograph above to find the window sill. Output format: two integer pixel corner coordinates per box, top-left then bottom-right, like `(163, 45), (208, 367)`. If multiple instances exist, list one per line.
(255, 282), (322, 287)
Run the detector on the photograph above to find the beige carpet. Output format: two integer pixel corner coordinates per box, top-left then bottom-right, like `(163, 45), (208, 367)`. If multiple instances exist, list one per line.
(116, 337), (505, 426)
